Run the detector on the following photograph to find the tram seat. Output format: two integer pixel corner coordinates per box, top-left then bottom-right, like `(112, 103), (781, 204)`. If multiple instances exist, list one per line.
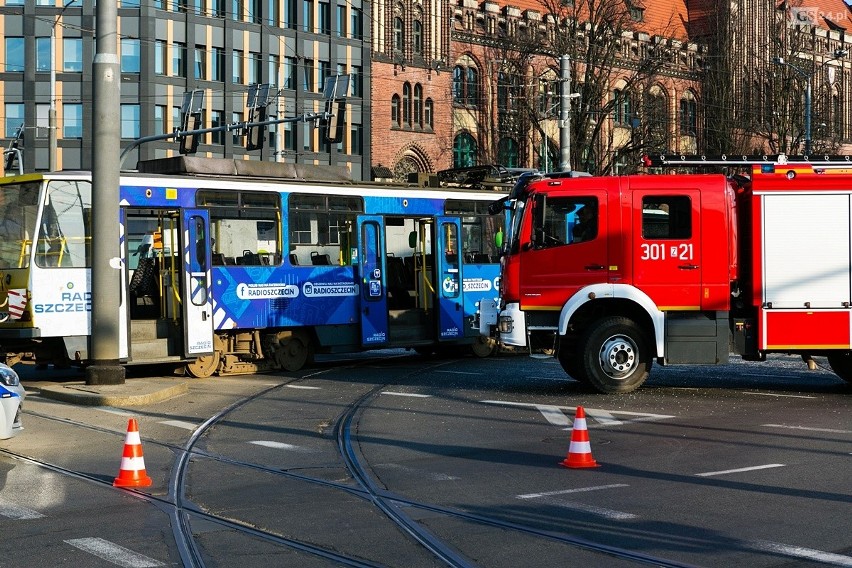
(223, 257), (236, 265)
(129, 257), (159, 318)
(386, 255), (414, 309)
(289, 253), (299, 265)
(311, 252), (332, 265)
(212, 252), (225, 265)
(238, 250), (261, 265)
(473, 253), (490, 263)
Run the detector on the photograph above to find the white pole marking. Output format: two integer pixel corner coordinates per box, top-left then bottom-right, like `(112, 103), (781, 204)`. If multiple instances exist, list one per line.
(64, 538), (164, 568)
(517, 484), (628, 499)
(382, 391), (432, 398)
(752, 540), (852, 567)
(743, 392), (816, 399)
(158, 420), (197, 430)
(763, 424), (852, 434)
(535, 405), (571, 426)
(696, 464), (785, 477)
(0, 501), (45, 519)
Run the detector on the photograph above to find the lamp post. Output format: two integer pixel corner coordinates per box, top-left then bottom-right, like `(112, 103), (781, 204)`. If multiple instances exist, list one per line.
(558, 55), (581, 172)
(773, 49), (847, 156)
(49, 1), (74, 172)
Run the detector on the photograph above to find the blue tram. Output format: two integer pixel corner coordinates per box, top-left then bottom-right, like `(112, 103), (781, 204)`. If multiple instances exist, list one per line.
(0, 157), (507, 376)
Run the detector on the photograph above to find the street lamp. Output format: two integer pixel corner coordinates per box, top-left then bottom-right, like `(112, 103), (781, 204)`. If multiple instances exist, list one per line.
(773, 49), (847, 156)
(49, 0), (75, 172)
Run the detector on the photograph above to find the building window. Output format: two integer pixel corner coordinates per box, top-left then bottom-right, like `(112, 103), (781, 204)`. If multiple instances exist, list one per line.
(413, 84), (423, 127)
(645, 89), (669, 151)
(121, 38), (141, 73)
(391, 94), (401, 126)
(155, 40), (167, 75)
(350, 8), (363, 40)
(497, 138), (519, 167)
(303, 0), (314, 32)
(210, 110), (224, 145)
(393, 17), (404, 52)
(283, 121), (296, 150)
(248, 52), (262, 85)
(268, 55), (280, 87)
(266, 0), (279, 24)
(319, 60), (331, 89)
(402, 83), (411, 125)
(194, 46), (207, 80)
(613, 89), (633, 125)
(63, 38), (83, 72)
(36, 37), (51, 72)
(303, 58), (315, 91)
(212, 47), (225, 82)
(63, 103), (83, 138)
(336, 5), (347, 37)
(351, 66), (362, 97)
(679, 95), (697, 136)
(121, 105), (140, 139)
(283, 56), (297, 89)
(319, 1), (330, 34)
(154, 105), (166, 134)
(351, 122), (363, 155)
(248, 0), (262, 23)
(424, 98), (433, 129)
(212, 0), (226, 17)
(5, 38), (25, 72)
(37, 104), (48, 138)
(412, 20), (422, 55)
(5, 103), (24, 138)
(233, 50), (244, 84)
(232, 0), (244, 20)
(173, 42), (187, 77)
(453, 64), (479, 106)
(453, 132), (477, 167)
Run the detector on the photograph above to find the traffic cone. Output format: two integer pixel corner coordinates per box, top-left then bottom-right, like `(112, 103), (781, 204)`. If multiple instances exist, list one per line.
(560, 406), (600, 468)
(113, 418), (153, 487)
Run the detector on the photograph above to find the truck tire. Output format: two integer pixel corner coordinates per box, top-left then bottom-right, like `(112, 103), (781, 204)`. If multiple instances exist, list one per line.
(557, 340), (588, 383)
(826, 352), (852, 383)
(578, 316), (652, 394)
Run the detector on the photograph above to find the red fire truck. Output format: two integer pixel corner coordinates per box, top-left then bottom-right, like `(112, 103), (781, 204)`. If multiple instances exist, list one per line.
(479, 156), (852, 393)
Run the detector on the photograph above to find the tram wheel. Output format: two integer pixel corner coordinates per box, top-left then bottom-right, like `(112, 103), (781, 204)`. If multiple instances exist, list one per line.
(276, 332), (313, 372)
(470, 336), (497, 358)
(185, 351), (221, 378)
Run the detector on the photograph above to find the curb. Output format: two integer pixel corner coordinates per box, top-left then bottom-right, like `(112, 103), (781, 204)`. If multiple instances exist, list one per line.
(29, 381), (189, 406)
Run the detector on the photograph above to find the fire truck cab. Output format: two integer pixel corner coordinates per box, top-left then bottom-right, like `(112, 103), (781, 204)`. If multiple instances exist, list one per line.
(480, 162), (852, 393)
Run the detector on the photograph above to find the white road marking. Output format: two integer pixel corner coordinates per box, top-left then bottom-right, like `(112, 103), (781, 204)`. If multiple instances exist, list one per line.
(743, 392), (816, 399)
(751, 540), (852, 567)
(537, 497), (637, 520)
(286, 384), (321, 390)
(64, 538), (164, 568)
(382, 391), (432, 398)
(763, 423), (852, 434)
(97, 407), (135, 417)
(0, 500), (45, 519)
(696, 464), (785, 477)
(158, 420), (197, 430)
(480, 400), (675, 426)
(517, 484), (628, 499)
(249, 440), (316, 453)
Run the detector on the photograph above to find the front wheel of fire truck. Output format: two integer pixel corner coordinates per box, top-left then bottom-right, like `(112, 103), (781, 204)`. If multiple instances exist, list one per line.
(578, 316), (652, 394)
(557, 341), (588, 383)
(826, 352), (852, 383)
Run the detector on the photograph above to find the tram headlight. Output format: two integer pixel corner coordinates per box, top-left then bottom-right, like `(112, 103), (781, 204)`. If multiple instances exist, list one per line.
(0, 364), (20, 387)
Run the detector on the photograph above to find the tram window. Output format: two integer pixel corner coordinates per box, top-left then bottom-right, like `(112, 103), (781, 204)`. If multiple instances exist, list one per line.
(289, 193), (363, 266)
(445, 199), (504, 263)
(197, 189), (282, 266)
(33, 180), (92, 268)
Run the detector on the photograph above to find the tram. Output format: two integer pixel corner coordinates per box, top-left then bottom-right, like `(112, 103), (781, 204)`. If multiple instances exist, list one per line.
(0, 157), (507, 377)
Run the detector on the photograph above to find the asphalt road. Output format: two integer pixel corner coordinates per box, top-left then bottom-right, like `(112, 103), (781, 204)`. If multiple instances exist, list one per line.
(1, 351), (849, 568)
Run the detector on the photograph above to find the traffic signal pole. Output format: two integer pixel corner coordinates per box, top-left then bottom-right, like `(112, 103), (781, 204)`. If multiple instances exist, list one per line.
(87, 0), (125, 385)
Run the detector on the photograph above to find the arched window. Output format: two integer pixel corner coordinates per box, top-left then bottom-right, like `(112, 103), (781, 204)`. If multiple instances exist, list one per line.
(679, 91), (697, 136)
(412, 20), (422, 54)
(393, 17), (404, 52)
(402, 82), (411, 125)
(414, 84), (423, 127)
(466, 66), (479, 105)
(453, 132), (477, 167)
(453, 59), (479, 106)
(391, 94), (401, 126)
(644, 87), (669, 151)
(497, 138), (519, 167)
(424, 98), (434, 129)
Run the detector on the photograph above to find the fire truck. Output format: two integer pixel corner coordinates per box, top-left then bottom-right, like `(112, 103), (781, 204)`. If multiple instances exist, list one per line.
(479, 155), (852, 393)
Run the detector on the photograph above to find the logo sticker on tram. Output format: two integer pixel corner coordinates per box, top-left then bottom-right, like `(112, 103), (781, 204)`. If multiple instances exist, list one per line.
(463, 278), (493, 292)
(236, 283), (299, 300)
(302, 282), (359, 297)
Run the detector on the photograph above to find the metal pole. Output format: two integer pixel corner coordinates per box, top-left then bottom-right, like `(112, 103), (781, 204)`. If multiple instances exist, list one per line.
(805, 76), (812, 156)
(559, 54), (571, 172)
(49, 23), (57, 171)
(86, 0), (124, 385)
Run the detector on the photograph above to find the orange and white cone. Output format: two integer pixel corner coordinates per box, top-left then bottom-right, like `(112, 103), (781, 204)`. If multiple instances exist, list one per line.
(560, 406), (600, 468)
(113, 418), (153, 487)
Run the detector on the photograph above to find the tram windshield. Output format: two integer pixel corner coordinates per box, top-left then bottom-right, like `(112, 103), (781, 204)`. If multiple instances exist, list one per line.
(0, 181), (41, 268)
(35, 180), (92, 268)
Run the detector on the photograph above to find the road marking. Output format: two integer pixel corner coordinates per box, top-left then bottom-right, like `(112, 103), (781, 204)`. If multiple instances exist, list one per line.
(97, 407), (135, 417)
(434, 370), (480, 375)
(0, 500), (45, 519)
(743, 392), (816, 399)
(480, 400), (675, 426)
(286, 384), (321, 390)
(382, 391), (432, 398)
(249, 440), (316, 453)
(537, 497), (637, 520)
(158, 420), (197, 430)
(64, 538), (164, 568)
(763, 423), (852, 434)
(517, 484), (628, 499)
(696, 464), (785, 477)
(751, 540), (852, 567)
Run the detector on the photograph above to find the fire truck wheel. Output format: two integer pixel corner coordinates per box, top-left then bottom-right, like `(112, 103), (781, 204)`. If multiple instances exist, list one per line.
(557, 344), (588, 383)
(579, 316), (652, 394)
(826, 352), (852, 383)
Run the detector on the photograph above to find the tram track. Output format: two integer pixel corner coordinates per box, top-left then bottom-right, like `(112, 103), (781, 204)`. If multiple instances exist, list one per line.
(4, 357), (700, 568)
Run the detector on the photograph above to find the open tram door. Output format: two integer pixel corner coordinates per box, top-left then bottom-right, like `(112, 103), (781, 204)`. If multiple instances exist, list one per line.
(435, 216), (464, 342)
(356, 215), (390, 346)
(181, 209), (214, 358)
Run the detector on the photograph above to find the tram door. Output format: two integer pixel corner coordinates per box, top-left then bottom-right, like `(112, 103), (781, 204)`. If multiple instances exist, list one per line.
(357, 215), (390, 347)
(181, 209), (214, 355)
(435, 216), (464, 341)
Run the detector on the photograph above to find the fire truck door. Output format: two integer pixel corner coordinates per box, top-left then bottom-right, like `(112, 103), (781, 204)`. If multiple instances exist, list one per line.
(632, 191), (701, 310)
(520, 191), (608, 309)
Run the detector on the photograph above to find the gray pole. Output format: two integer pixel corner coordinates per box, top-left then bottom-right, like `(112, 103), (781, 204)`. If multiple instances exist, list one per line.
(804, 76), (812, 156)
(559, 55), (572, 172)
(86, 0), (125, 385)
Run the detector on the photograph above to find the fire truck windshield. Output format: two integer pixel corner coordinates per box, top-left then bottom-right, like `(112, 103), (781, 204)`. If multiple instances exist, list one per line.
(0, 181), (40, 269)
